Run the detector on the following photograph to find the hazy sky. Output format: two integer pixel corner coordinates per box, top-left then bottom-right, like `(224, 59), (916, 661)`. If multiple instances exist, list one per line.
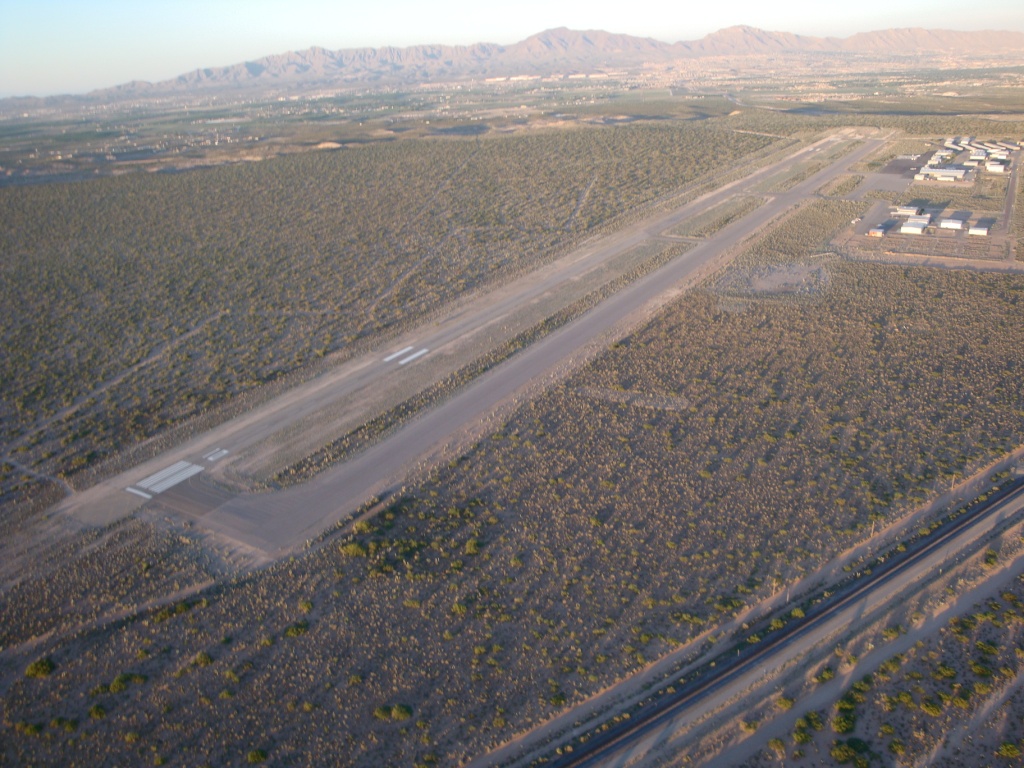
(2, 0), (1024, 97)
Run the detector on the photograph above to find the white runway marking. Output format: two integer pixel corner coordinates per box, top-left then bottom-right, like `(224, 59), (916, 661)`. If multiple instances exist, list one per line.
(383, 346), (415, 362)
(125, 487), (153, 500)
(398, 348), (429, 365)
(136, 460), (192, 487)
(203, 448), (229, 462)
(135, 461), (204, 494)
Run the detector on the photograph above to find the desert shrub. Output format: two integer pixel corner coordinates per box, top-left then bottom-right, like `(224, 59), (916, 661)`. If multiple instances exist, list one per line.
(24, 657), (55, 678)
(340, 542), (368, 557)
(776, 696), (795, 711)
(997, 742), (1022, 758)
(832, 714), (856, 734)
(15, 721), (42, 736)
(830, 742), (857, 762)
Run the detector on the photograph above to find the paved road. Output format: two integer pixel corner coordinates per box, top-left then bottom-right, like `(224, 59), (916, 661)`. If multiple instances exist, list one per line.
(1001, 148), (1020, 240)
(59, 134), (886, 552)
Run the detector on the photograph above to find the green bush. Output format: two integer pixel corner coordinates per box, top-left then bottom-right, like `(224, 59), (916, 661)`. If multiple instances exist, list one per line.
(776, 696), (795, 711)
(340, 541), (368, 557)
(832, 714), (856, 734)
(15, 721), (42, 736)
(830, 742), (857, 763)
(997, 742), (1022, 758)
(25, 657), (55, 678)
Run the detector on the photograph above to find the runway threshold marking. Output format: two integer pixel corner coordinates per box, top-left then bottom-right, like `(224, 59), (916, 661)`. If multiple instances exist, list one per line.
(127, 460), (205, 497)
(398, 348), (429, 365)
(383, 346), (415, 362)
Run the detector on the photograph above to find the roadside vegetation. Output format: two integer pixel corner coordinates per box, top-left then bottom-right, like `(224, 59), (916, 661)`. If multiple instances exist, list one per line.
(761, 561), (1024, 766)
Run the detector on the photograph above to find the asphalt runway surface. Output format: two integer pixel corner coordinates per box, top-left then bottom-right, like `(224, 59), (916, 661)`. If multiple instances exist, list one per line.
(59, 134), (886, 553)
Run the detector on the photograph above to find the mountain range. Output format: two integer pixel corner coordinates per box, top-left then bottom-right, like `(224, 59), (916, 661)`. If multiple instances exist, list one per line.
(26, 25), (1024, 101)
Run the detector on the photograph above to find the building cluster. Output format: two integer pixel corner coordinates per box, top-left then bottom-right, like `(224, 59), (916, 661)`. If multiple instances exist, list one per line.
(874, 205), (989, 238)
(915, 136), (1019, 181)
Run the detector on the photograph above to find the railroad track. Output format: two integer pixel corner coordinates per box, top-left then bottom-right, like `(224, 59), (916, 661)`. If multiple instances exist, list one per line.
(542, 477), (1024, 768)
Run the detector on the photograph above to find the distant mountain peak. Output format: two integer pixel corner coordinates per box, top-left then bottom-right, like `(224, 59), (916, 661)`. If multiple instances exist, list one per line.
(45, 24), (1024, 101)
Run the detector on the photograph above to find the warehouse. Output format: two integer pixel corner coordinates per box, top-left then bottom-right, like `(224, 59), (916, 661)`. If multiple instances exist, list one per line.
(914, 167), (967, 182)
(894, 205), (923, 216)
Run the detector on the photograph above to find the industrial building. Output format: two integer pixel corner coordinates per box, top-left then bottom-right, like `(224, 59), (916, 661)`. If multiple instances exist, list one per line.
(939, 218), (963, 230)
(894, 205), (923, 216)
(914, 167), (967, 182)
(868, 227), (885, 237)
(901, 222), (927, 235)
(969, 225), (989, 236)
